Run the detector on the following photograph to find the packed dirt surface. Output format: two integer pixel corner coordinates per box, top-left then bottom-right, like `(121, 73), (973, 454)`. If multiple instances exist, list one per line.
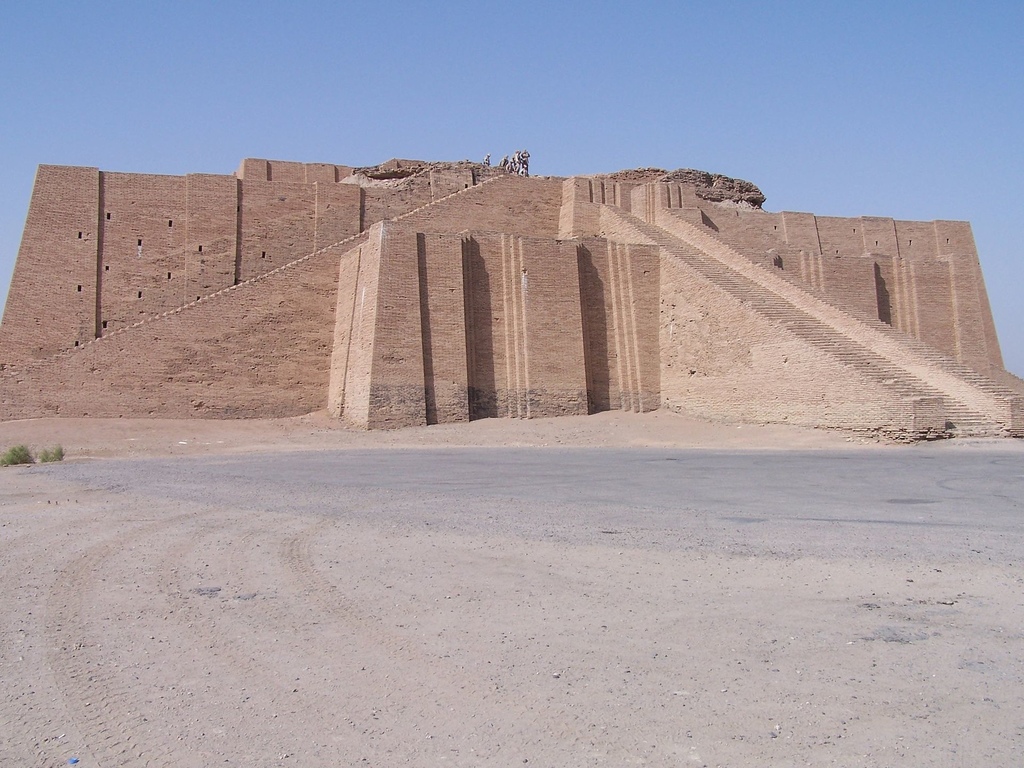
(1, 413), (1022, 767)
(0, 410), (878, 460)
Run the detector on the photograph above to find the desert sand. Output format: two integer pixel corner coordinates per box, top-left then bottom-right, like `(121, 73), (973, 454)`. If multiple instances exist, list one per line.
(1, 412), (1022, 767)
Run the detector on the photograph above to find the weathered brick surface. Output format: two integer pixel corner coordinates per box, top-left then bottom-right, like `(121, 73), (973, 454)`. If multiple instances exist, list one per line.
(0, 232), (360, 419)
(327, 232), (381, 426)
(659, 254), (909, 430)
(0, 166), (100, 362)
(417, 233), (470, 425)
(577, 239), (660, 413)
(1, 158), (1019, 436)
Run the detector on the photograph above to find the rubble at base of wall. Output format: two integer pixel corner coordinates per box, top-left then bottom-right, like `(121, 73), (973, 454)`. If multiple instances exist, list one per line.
(902, 396), (948, 441)
(1007, 396), (1024, 438)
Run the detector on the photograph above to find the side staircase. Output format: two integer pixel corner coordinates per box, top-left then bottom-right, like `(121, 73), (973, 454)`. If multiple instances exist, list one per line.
(603, 204), (1022, 437)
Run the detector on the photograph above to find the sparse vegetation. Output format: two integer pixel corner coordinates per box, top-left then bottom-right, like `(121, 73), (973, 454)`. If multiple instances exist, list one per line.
(1, 445), (35, 466)
(39, 445), (65, 463)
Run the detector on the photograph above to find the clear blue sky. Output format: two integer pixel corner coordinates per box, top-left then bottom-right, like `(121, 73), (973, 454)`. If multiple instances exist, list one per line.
(2, 2), (1021, 374)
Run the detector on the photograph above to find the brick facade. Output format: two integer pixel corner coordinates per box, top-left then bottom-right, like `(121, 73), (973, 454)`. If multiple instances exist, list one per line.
(1, 159), (1020, 437)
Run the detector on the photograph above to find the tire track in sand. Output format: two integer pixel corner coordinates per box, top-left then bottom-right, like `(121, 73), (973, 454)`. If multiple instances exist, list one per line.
(1, 502), (159, 766)
(43, 511), (193, 767)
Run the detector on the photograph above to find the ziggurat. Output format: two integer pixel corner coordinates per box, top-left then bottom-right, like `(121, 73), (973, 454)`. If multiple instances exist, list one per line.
(1, 158), (1021, 438)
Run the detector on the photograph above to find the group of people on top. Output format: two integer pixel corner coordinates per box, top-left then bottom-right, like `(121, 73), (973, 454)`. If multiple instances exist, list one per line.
(482, 150), (530, 176)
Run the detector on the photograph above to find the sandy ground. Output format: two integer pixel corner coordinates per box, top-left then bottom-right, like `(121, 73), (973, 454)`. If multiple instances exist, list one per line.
(0, 410), (882, 460)
(1, 412), (1023, 767)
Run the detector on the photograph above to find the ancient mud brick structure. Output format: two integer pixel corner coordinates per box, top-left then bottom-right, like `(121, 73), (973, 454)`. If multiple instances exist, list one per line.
(1, 158), (1021, 438)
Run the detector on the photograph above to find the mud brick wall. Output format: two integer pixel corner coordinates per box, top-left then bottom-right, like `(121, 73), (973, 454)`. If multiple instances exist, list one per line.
(97, 172), (187, 332)
(934, 221), (1003, 373)
(237, 179), (360, 282)
(0, 230), (361, 420)
(0, 158), (1015, 434)
(183, 174), (239, 302)
(331, 223), (590, 429)
(577, 238), (660, 413)
(461, 233), (587, 420)
(329, 228), (385, 426)
(417, 232), (470, 425)
(398, 177), (563, 239)
(0, 166), (101, 363)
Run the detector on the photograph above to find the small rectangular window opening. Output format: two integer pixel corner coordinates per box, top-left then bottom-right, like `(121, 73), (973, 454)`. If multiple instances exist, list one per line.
(137, 291), (143, 298)
(78, 231), (83, 239)
(74, 341), (79, 347)
(104, 265), (110, 271)
(198, 245), (203, 252)
(167, 272), (172, 279)
(875, 241), (879, 246)
(76, 285), (82, 292)
(106, 212), (111, 220)
(101, 320), (108, 329)
(261, 251), (267, 259)
(168, 220), (173, 227)
(137, 238), (143, 246)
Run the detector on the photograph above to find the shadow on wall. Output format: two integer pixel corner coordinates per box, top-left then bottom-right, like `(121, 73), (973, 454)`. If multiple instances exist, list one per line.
(577, 244), (612, 413)
(463, 237), (498, 419)
(874, 262), (892, 325)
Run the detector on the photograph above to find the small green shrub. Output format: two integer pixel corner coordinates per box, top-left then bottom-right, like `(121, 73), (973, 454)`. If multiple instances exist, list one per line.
(1, 445), (35, 466)
(39, 445), (65, 463)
